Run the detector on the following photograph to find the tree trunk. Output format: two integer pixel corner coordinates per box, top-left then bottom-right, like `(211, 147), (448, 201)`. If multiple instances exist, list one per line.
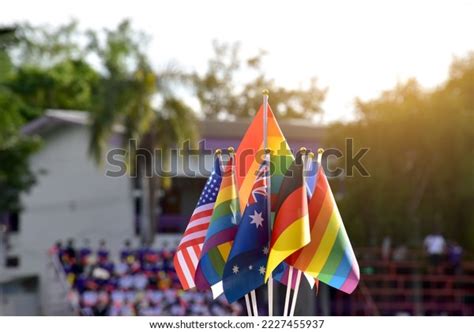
(139, 162), (151, 246)
(146, 175), (160, 246)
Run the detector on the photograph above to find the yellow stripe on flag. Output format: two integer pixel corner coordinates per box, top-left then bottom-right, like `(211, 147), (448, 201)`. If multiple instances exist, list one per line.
(305, 210), (341, 277)
(215, 185), (237, 207)
(217, 242), (232, 261)
(265, 216), (310, 281)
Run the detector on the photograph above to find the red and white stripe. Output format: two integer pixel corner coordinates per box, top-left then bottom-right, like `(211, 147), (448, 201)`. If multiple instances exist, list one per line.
(174, 202), (214, 289)
(248, 164), (269, 205)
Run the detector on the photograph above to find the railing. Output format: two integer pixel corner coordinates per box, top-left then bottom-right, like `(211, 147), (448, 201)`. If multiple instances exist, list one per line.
(332, 257), (474, 315)
(49, 254), (82, 315)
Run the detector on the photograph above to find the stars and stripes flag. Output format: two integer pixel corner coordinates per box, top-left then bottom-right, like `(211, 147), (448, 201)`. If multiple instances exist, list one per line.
(194, 155), (240, 290)
(173, 156), (222, 290)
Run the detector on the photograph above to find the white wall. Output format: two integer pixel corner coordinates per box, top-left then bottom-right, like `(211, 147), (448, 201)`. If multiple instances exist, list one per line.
(1, 123), (134, 308)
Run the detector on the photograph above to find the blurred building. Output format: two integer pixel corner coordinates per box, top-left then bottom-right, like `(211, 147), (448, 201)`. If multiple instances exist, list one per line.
(0, 109), (323, 314)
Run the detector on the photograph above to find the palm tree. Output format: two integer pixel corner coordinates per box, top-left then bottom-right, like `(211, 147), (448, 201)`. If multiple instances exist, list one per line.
(88, 21), (197, 246)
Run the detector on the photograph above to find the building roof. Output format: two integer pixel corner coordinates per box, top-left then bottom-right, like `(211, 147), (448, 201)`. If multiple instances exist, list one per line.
(22, 110), (90, 135)
(22, 110), (126, 136)
(23, 110), (324, 143)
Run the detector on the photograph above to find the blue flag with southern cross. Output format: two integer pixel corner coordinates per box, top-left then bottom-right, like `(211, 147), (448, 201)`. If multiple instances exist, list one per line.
(222, 159), (272, 303)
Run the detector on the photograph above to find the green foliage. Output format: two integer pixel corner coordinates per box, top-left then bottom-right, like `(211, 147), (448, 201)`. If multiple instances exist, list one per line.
(325, 56), (474, 251)
(0, 27), (41, 213)
(86, 20), (198, 166)
(192, 41), (326, 119)
(0, 133), (40, 213)
(87, 20), (157, 162)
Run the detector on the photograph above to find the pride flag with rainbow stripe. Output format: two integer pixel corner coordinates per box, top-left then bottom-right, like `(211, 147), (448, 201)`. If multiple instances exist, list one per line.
(235, 105), (293, 214)
(194, 155), (240, 290)
(288, 163), (360, 294)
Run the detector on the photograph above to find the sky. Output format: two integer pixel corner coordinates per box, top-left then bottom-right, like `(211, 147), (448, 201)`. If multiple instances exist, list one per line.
(2, 0), (474, 123)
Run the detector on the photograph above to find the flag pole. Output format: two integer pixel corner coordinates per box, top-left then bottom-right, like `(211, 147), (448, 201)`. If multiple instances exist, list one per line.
(289, 269), (302, 316)
(251, 290), (259, 316)
(289, 149), (320, 316)
(262, 89), (273, 316)
(245, 294), (253, 316)
(283, 266), (294, 316)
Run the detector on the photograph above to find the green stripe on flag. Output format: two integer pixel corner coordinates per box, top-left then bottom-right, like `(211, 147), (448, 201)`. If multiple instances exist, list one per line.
(208, 247), (225, 276)
(318, 229), (345, 283)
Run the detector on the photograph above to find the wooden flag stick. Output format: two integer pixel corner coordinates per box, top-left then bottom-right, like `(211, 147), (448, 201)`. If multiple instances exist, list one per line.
(251, 290), (259, 316)
(283, 266), (294, 316)
(289, 269), (302, 316)
(245, 294), (253, 316)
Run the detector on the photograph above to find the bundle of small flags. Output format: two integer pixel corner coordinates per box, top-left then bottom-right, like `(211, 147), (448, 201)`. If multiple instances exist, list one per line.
(173, 100), (359, 313)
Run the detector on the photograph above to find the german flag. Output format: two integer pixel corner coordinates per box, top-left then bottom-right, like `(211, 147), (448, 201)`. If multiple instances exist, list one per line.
(265, 151), (311, 281)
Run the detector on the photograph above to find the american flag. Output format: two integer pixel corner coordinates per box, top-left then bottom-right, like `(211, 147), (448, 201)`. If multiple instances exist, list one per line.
(173, 157), (222, 289)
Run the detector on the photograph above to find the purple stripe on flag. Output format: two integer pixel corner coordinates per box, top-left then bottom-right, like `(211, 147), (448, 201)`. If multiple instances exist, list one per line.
(339, 268), (359, 294)
(201, 227), (238, 255)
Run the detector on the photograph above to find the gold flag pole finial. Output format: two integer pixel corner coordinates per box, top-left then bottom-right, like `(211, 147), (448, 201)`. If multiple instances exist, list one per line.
(299, 147), (307, 154)
(227, 146), (235, 155)
(308, 151), (315, 160)
(262, 89), (270, 96)
(215, 149), (222, 155)
(317, 148), (324, 164)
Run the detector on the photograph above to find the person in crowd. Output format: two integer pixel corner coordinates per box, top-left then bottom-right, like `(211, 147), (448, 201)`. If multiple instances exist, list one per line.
(97, 239), (110, 263)
(93, 291), (110, 316)
(49, 241), (64, 262)
(53, 238), (242, 316)
(424, 230), (446, 273)
(381, 236), (391, 262)
(447, 241), (463, 274)
(120, 239), (135, 263)
(65, 238), (77, 261)
(79, 239), (92, 265)
(392, 244), (408, 262)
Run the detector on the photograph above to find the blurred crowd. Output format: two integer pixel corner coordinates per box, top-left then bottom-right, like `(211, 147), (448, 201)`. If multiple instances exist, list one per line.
(49, 239), (242, 316)
(380, 231), (464, 274)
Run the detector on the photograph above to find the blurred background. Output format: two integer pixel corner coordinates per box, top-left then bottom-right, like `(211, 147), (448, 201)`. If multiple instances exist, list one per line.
(0, 0), (473, 316)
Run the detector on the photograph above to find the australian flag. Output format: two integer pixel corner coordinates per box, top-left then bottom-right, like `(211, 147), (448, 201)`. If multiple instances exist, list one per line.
(222, 159), (272, 303)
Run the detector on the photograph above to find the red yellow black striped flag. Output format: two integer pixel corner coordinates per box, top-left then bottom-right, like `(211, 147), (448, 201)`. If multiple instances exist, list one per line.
(265, 151), (311, 281)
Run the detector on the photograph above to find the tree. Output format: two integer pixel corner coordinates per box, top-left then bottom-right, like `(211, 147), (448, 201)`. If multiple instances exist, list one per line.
(192, 41), (327, 119)
(324, 56), (474, 251)
(87, 21), (198, 245)
(0, 27), (41, 215)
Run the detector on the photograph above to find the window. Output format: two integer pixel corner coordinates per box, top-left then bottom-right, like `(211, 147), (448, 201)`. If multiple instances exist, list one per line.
(158, 177), (207, 233)
(8, 212), (20, 233)
(5, 255), (20, 268)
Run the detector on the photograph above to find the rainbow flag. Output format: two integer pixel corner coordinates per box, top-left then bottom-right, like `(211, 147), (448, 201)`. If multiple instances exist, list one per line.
(289, 165), (360, 294)
(194, 156), (240, 290)
(235, 105), (293, 213)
